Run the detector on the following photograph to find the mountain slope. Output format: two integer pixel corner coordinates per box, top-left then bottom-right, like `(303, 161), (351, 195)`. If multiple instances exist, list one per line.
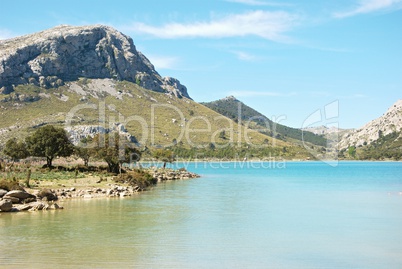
(0, 79), (311, 160)
(338, 99), (402, 160)
(0, 24), (189, 98)
(339, 100), (402, 149)
(201, 96), (328, 147)
(0, 25), (314, 160)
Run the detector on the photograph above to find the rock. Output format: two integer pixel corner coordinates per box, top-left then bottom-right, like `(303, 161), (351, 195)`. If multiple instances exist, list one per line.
(0, 189), (7, 198)
(4, 190), (36, 201)
(37, 189), (58, 201)
(2, 196), (20, 204)
(49, 203), (63, 210)
(15, 204), (33, 211)
(338, 99), (402, 150)
(0, 25), (191, 99)
(29, 202), (46, 211)
(0, 199), (13, 212)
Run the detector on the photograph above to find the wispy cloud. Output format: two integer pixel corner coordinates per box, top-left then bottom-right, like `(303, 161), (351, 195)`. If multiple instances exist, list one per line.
(125, 10), (300, 43)
(333, 0), (402, 18)
(229, 90), (297, 97)
(231, 50), (258, 61)
(225, 0), (292, 6)
(146, 55), (180, 70)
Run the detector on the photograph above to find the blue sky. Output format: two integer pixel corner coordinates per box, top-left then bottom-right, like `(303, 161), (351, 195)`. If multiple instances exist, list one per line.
(0, 0), (401, 129)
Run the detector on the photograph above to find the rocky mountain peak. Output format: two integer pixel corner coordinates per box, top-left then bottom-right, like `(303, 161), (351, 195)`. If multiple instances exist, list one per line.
(338, 99), (402, 149)
(222, 95), (239, 101)
(0, 24), (190, 99)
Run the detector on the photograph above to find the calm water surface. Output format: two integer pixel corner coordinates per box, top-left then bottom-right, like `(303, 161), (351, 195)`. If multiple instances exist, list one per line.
(1, 161), (402, 268)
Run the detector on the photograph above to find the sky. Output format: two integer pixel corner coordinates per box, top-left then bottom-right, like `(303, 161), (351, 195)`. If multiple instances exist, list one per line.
(0, 0), (401, 129)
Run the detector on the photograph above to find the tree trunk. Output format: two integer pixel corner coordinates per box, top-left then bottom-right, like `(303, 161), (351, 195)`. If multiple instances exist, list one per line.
(46, 157), (53, 168)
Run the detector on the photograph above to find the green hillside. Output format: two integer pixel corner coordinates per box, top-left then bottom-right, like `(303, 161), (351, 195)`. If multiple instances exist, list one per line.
(340, 131), (402, 160)
(0, 80), (314, 160)
(201, 96), (328, 147)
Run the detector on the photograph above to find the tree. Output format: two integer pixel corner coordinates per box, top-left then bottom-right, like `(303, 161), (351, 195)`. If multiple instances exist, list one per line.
(153, 149), (176, 168)
(93, 133), (141, 174)
(74, 137), (94, 167)
(348, 146), (356, 159)
(25, 125), (74, 167)
(3, 138), (29, 162)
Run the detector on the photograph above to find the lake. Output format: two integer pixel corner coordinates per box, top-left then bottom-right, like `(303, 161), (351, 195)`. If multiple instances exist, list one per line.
(1, 161), (402, 268)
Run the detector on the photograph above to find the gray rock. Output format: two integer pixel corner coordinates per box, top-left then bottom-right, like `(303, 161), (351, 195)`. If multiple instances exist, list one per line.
(15, 204), (33, 211)
(2, 196), (20, 204)
(0, 199), (13, 212)
(0, 25), (191, 99)
(5, 190), (36, 200)
(0, 189), (7, 198)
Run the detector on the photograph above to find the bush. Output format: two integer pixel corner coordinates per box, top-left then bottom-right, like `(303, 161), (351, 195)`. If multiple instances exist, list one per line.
(0, 179), (24, 191)
(114, 169), (156, 190)
(36, 189), (58, 201)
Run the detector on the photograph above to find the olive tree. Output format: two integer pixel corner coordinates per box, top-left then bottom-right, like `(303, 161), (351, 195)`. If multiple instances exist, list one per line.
(3, 138), (29, 162)
(25, 125), (74, 167)
(153, 149), (176, 169)
(92, 133), (141, 174)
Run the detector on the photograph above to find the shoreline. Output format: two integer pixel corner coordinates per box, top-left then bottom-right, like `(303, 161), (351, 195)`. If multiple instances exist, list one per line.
(0, 167), (199, 213)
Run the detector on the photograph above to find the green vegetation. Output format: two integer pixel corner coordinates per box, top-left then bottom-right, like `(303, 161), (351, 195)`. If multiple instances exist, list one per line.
(3, 138), (29, 162)
(0, 179), (24, 191)
(90, 133), (142, 174)
(201, 97), (328, 147)
(341, 131), (402, 160)
(153, 149), (176, 168)
(25, 125), (74, 167)
(114, 169), (156, 190)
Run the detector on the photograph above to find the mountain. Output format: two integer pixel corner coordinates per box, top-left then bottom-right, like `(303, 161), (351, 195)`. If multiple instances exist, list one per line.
(0, 25), (189, 99)
(201, 96), (328, 147)
(0, 25), (314, 160)
(338, 99), (402, 160)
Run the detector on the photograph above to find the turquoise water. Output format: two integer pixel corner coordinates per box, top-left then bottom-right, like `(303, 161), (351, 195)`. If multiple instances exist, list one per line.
(1, 161), (402, 268)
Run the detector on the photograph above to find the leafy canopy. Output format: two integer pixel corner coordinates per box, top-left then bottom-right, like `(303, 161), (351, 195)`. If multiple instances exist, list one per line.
(3, 138), (29, 161)
(92, 132), (141, 173)
(25, 125), (74, 167)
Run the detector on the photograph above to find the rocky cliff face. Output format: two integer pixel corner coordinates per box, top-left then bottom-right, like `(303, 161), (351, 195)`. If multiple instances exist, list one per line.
(0, 25), (190, 98)
(339, 99), (402, 149)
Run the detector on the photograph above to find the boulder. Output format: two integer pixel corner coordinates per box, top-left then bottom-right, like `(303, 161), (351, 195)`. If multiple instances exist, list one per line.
(5, 190), (36, 200)
(0, 189), (7, 198)
(2, 196), (20, 204)
(0, 199), (13, 212)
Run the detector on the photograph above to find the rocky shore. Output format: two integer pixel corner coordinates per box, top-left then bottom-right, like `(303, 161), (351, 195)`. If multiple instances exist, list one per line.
(0, 168), (199, 213)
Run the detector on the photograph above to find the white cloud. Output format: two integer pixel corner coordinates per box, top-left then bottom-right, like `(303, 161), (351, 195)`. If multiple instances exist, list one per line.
(231, 51), (257, 61)
(333, 0), (402, 18)
(225, 0), (291, 6)
(126, 10), (300, 43)
(146, 55), (180, 70)
(229, 90), (297, 97)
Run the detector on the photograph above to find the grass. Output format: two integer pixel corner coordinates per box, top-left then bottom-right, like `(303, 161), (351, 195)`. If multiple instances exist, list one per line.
(0, 79), (313, 159)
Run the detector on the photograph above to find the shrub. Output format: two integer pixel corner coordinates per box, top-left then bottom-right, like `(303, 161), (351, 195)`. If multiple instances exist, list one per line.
(0, 179), (24, 191)
(36, 189), (58, 201)
(114, 169), (156, 190)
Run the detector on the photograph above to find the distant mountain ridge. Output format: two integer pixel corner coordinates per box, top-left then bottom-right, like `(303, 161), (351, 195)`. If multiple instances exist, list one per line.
(0, 25), (190, 98)
(201, 96), (328, 147)
(339, 99), (402, 149)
